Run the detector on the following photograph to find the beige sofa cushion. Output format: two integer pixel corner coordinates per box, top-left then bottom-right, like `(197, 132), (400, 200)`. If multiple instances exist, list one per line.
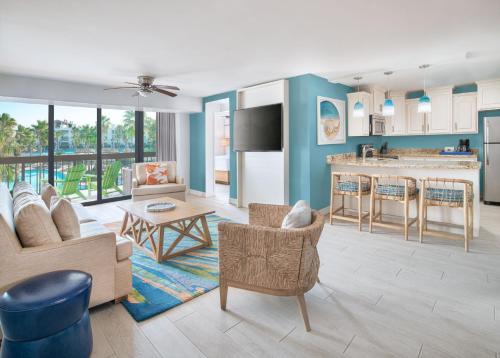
(135, 161), (177, 185)
(50, 197), (80, 241)
(14, 196), (62, 247)
(132, 183), (186, 197)
(41, 183), (58, 208)
(116, 236), (133, 261)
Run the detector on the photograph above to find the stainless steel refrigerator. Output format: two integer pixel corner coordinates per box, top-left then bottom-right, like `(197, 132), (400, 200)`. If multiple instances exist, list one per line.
(484, 117), (500, 204)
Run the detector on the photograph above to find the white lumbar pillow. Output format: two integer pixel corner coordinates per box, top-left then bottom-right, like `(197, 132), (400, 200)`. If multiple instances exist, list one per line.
(50, 197), (81, 241)
(281, 200), (312, 229)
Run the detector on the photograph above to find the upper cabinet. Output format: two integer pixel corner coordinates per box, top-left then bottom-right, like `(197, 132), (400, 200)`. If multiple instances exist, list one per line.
(347, 92), (371, 137)
(426, 87), (453, 134)
(477, 79), (500, 110)
(363, 85), (386, 115)
(453, 92), (478, 133)
(385, 91), (406, 136)
(406, 99), (426, 135)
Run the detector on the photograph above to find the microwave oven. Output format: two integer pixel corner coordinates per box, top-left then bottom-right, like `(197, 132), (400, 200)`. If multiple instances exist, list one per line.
(370, 114), (385, 135)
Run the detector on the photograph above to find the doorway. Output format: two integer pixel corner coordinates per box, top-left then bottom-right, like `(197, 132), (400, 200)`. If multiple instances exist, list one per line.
(205, 99), (230, 202)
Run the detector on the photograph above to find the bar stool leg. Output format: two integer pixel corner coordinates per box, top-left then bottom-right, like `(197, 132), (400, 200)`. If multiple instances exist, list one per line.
(419, 189), (425, 243)
(379, 199), (383, 222)
(358, 194), (362, 231)
(369, 187), (374, 234)
(329, 175), (334, 225)
(404, 198), (409, 241)
(469, 201), (474, 240)
(342, 195), (345, 217)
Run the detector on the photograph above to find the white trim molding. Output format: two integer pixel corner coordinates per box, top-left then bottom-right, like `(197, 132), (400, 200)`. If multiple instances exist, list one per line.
(189, 189), (206, 197)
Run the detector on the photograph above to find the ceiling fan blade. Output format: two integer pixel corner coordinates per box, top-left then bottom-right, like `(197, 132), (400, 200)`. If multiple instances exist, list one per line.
(154, 85), (180, 91)
(152, 87), (177, 97)
(104, 86), (139, 90)
(125, 82), (141, 86)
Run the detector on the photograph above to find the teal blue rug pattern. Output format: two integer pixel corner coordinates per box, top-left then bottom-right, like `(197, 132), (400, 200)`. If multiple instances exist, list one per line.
(106, 214), (228, 322)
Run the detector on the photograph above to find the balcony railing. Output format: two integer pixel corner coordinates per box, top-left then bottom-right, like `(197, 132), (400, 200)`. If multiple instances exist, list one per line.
(0, 152), (156, 202)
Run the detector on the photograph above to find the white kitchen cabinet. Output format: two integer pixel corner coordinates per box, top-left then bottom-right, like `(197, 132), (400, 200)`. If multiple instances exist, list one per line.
(384, 91), (406, 136)
(362, 85), (386, 115)
(426, 87), (453, 134)
(347, 91), (371, 136)
(406, 99), (426, 135)
(453, 92), (478, 133)
(477, 79), (500, 110)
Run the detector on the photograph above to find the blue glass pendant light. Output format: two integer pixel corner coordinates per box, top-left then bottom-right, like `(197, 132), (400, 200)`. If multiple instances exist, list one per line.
(418, 64), (431, 113)
(382, 71), (395, 116)
(353, 76), (364, 118)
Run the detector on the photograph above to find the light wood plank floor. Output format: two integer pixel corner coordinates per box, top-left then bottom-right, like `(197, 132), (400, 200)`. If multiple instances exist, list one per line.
(87, 196), (500, 358)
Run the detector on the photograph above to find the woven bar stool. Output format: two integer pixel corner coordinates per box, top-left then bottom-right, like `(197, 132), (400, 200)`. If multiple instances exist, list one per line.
(369, 175), (419, 241)
(419, 177), (473, 252)
(329, 172), (372, 230)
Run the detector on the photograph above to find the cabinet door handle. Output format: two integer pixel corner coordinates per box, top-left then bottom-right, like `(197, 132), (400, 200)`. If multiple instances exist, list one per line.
(427, 122), (429, 132)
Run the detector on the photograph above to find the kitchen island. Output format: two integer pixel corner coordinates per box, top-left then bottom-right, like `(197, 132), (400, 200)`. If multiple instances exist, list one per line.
(327, 152), (481, 237)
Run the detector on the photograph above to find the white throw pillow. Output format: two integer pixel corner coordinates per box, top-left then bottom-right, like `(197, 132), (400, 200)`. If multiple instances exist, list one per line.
(50, 197), (81, 241)
(281, 200), (312, 229)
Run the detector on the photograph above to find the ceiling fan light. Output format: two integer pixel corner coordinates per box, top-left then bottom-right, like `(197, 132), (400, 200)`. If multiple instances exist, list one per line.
(382, 98), (395, 116)
(418, 95), (431, 113)
(353, 101), (364, 118)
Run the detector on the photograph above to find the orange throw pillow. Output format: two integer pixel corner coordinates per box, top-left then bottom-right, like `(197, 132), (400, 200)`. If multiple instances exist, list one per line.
(145, 163), (169, 185)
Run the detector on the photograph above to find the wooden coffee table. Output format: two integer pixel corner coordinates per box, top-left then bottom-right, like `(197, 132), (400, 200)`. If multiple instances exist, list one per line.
(117, 197), (215, 262)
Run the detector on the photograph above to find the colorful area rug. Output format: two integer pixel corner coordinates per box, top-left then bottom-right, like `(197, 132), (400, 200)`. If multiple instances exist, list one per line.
(105, 214), (228, 321)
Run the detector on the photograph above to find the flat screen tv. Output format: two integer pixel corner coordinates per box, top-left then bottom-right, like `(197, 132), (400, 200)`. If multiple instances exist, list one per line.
(234, 103), (282, 152)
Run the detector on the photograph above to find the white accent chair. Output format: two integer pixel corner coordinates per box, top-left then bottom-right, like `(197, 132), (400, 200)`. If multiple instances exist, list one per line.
(131, 161), (186, 202)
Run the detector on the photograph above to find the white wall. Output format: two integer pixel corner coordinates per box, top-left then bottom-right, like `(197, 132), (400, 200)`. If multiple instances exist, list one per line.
(237, 79), (289, 207)
(0, 73), (201, 113)
(176, 113), (190, 189)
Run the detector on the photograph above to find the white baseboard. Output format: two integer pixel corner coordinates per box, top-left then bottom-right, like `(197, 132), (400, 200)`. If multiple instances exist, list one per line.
(189, 189), (206, 197)
(229, 198), (238, 206)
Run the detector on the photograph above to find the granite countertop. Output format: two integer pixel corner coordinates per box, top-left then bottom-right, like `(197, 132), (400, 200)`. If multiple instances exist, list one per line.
(386, 148), (478, 159)
(326, 152), (481, 169)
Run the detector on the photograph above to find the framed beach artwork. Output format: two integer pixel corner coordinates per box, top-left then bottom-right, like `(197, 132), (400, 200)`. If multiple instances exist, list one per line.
(317, 97), (346, 145)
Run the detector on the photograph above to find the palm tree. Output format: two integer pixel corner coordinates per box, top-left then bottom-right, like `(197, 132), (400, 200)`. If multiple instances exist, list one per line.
(144, 115), (156, 152)
(14, 125), (35, 156)
(31, 119), (49, 154)
(122, 110), (135, 152)
(0, 113), (17, 156)
(101, 115), (111, 149)
(0, 113), (17, 184)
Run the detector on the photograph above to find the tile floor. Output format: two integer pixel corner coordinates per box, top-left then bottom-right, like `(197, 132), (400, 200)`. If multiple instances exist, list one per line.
(87, 196), (500, 358)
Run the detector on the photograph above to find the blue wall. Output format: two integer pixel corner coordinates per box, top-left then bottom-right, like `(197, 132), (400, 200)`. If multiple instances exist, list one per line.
(289, 74), (371, 209)
(189, 91), (237, 199)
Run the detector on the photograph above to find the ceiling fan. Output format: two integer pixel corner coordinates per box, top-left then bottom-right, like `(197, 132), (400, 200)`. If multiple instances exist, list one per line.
(104, 75), (179, 97)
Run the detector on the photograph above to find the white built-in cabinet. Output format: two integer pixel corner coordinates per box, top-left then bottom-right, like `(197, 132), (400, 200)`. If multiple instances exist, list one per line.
(384, 91), (406, 136)
(347, 91), (371, 136)
(406, 99), (426, 135)
(347, 85), (479, 137)
(365, 86), (386, 115)
(453, 92), (478, 133)
(477, 79), (500, 110)
(425, 87), (453, 134)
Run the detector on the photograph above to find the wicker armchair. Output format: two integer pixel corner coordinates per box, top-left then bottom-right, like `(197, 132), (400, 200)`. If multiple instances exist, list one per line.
(218, 203), (325, 331)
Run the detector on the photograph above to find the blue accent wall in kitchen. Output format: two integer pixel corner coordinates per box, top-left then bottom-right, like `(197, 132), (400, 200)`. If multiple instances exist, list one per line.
(289, 74), (371, 209)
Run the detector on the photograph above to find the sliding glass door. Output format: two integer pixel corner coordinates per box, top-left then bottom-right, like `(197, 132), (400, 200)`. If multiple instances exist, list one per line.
(101, 109), (136, 199)
(53, 105), (97, 203)
(0, 101), (49, 192)
(0, 100), (158, 204)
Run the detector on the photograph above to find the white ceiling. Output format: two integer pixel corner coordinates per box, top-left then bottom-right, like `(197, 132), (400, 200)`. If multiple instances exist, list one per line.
(1, 0), (500, 97)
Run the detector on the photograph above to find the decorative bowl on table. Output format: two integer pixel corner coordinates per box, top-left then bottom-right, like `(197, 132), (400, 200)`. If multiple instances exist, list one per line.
(146, 202), (176, 212)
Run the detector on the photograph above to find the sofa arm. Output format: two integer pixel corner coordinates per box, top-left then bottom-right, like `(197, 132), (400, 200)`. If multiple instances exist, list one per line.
(132, 178), (139, 188)
(248, 203), (291, 228)
(218, 222), (304, 290)
(2, 233), (117, 306)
